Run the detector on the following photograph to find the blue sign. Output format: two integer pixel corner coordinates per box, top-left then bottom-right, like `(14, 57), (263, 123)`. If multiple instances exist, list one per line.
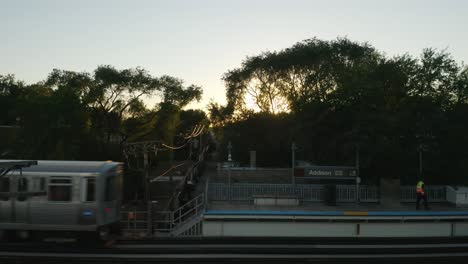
(82, 209), (93, 217)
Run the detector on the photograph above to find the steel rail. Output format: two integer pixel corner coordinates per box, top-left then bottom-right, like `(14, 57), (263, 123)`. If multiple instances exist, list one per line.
(113, 243), (468, 249)
(1, 252), (468, 259)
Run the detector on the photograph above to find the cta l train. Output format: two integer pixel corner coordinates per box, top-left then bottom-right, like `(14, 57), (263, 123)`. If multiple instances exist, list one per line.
(0, 160), (123, 241)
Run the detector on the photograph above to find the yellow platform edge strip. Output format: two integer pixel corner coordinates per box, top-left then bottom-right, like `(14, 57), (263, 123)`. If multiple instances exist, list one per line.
(344, 211), (369, 216)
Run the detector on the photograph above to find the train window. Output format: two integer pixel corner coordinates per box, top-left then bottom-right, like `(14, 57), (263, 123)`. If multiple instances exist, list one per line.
(0, 178), (9, 192)
(105, 176), (116, 201)
(17, 178), (28, 201)
(32, 178), (46, 192)
(18, 178), (28, 192)
(40, 178), (46, 191)
(48, 178), (72, 202)
(50, 179), (71, 184)
(82, 177), (96, 202)
(0, 178), (9, 201)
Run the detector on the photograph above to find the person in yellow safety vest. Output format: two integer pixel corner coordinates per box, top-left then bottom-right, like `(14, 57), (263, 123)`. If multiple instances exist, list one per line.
(416, 180), (429, 210)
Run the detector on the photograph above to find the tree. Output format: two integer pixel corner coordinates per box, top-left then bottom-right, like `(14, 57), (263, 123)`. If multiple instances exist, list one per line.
(0, 75), (25, 126)
(87, 66), (160, 143)
(215, 36), (468, 185)
(222, 38), (381, 115)
(1, 66), (203, 161)
(408, 48), (460, 107)
(45, 66), (202, 146)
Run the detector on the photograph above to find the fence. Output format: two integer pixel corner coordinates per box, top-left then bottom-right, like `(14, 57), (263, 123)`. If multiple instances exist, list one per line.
(215, 167), (291, 184)
(121, 193), (205, 238)
(160, 193), (205, 233)
(400, 185), (447, 202)
(177, 219), (203, 237)
(120, 209), (150, 238)
(359, 185), (380, 202)
(207, 183), (379, 203)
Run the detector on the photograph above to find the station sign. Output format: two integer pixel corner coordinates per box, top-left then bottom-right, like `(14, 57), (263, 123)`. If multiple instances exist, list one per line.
(294, 166), (357, 177)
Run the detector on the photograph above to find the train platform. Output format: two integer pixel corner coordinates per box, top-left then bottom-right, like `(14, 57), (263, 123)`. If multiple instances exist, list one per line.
(203, 162), (468, 215)
(187, 162), (468, 238)
(202, 203), (468, 238)
(206, 201), (468, 214)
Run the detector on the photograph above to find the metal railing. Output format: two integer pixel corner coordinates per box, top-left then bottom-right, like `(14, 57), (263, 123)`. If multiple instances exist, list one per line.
(400, 185), (447, 202)
(207, 183), (379, 203)
(120, 141), (208, 238)
(120, 209), (150, 238)
(152, 210), (174, 233)
(121, 193), (205, 238)
(215, 167), (291, 184)
(152, 193), (205, 236)
(171, 193), (205, 228)
(336, 185), (356, 202)
(359, 185), (380, 202)
(295, 184), (324, 201)
(177, 219), (203, 237)
(165, 145), (209, 210)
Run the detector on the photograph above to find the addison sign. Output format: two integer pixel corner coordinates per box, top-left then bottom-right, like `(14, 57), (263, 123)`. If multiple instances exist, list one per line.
(294, 166), (357, 178)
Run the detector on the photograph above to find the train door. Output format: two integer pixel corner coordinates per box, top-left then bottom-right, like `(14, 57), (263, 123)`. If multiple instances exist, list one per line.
(102, 175), (118, 224)
(0, 176), (11, 223)
(14, 176), (29, 223)
(28, 177), (47, 226)
(78, 177), (97, 225)
(101, 170), (122, 225)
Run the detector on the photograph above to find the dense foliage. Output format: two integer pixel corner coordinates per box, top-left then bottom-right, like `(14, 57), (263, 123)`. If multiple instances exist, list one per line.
(0, 66), (207, 162)
(2, 37), (468, 185)
(210, 38), (468, 185)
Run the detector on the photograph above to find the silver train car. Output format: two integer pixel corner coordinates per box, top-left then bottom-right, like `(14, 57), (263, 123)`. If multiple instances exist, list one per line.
(0, 160), (123, 241)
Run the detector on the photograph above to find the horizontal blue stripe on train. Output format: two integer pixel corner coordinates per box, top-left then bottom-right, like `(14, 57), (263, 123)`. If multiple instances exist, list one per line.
(205, 210), (468, 217)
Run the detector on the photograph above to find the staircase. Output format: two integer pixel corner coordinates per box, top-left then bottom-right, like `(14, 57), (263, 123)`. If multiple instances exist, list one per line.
(171, 214), (203, 237)
(153, 193), (205, 237)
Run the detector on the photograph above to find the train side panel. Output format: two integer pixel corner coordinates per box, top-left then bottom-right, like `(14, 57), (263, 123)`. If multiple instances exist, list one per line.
(0, 160), (123, 238)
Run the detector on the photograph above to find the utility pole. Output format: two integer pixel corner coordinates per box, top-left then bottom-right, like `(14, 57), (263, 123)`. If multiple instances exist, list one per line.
(291, 142), (297, 185)
(418, 144), (423, 180)
(123, 140), (161, 237)
(143, 151), (152, 236)
(143, 152), (149, 202)
(123, 140), (161, 201)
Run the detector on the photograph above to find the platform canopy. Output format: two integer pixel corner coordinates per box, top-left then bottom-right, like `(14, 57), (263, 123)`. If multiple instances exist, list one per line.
(0, 160), (38, 176)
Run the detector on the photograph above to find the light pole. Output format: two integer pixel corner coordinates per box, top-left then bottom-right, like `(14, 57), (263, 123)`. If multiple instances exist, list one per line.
(355, 144), (360, 204)
(418, 144), (423, 180)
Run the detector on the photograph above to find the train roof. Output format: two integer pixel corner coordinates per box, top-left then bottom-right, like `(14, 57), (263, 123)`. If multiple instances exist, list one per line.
(0, 160), (121, 174)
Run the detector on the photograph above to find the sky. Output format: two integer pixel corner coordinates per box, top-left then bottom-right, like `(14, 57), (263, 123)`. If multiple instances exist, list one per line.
(2, 0), (468, 110)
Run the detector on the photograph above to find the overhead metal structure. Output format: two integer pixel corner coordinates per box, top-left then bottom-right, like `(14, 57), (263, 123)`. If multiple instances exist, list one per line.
(121, 124), (206, 237)
(0, 160), (38, 177)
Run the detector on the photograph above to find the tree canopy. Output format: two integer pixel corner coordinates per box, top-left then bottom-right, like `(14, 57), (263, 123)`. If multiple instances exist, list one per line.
(211, 37), (468, 185)
(0, 66), (204, 161)
(2, 37), (468, 185)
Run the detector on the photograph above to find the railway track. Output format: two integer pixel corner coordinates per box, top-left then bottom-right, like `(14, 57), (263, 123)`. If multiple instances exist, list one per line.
(1, 238), (468, 263)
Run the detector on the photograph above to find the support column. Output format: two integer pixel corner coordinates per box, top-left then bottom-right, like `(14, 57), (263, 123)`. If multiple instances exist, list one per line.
(227, 141), (232, 201)
(355, 144), (360, 204)
(143, 152), (152, 236)
(291, 142), (296, 185)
